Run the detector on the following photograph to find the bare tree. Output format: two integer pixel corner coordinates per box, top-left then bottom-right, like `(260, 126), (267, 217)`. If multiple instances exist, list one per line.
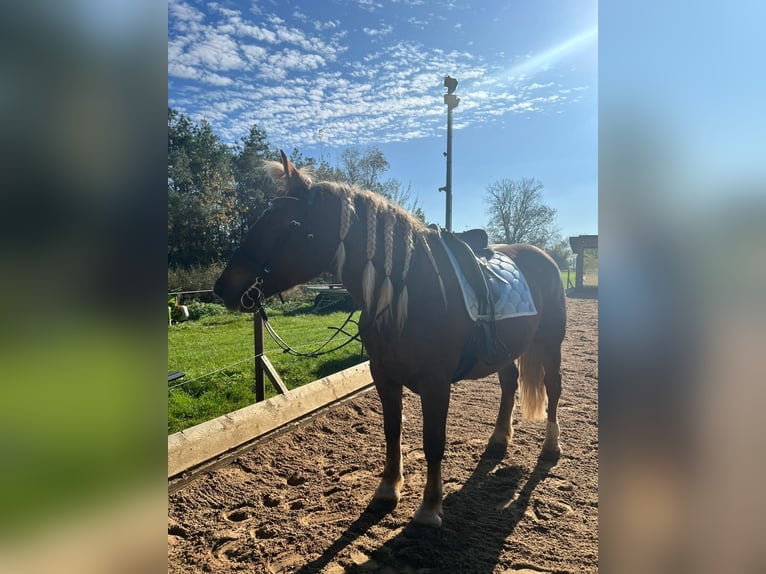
(485, 178), (557, 247)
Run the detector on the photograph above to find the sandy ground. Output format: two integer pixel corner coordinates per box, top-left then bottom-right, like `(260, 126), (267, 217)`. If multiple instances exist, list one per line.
(169, 295), (598, 573)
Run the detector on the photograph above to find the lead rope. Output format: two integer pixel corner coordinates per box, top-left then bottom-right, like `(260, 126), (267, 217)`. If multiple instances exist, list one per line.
(242, 278), (361, 358)
(258, 305), (362, 358)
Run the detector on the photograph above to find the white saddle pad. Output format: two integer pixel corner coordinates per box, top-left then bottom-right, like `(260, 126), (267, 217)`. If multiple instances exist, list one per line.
(442, 244), (538, 321)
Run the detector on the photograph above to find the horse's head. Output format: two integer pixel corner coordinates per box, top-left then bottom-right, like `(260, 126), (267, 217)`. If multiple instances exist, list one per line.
(214, 151), (337, 311)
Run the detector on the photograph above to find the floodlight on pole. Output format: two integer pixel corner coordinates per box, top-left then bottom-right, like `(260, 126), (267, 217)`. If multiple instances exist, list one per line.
(442, 76), (459, 231)
(444, 75), (458, 94)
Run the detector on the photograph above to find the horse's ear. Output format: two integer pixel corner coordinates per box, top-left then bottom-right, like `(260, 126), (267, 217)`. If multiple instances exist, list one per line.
(279, 149), (312, 196)
(279, 149), (292, 175)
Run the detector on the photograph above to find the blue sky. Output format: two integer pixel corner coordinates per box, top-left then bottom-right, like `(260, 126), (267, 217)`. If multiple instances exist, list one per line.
(168, 0), (598, 240)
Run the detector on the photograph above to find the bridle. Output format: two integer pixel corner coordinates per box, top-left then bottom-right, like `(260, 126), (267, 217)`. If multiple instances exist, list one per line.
(231, 190), (361, 358)
(240, 276), (264, 311)
(238, 265), (361, 359)
(237, 194), (317, 312)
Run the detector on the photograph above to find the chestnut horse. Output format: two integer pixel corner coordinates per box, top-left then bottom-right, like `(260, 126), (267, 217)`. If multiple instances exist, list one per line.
(214, 151), (566, 528)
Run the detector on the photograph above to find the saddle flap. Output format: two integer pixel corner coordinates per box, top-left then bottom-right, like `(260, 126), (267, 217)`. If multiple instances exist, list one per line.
(440, 230), (491, 315)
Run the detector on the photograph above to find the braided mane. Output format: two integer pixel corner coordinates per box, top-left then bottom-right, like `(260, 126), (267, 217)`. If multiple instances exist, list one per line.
(315, 180), (429, 331)
(264, 160), (440, 332)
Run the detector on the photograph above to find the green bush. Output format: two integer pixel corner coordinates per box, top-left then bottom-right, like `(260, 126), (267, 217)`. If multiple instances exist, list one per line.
(168, 263), (225, 303)
(186, 301), (227, 321)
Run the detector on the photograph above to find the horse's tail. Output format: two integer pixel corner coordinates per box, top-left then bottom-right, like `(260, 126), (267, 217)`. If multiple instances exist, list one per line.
(517, 341), (548, 421)
(515, 246), (567, 421)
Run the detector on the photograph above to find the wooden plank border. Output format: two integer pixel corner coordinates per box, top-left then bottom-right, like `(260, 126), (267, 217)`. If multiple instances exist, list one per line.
(168, 361), (372, 479)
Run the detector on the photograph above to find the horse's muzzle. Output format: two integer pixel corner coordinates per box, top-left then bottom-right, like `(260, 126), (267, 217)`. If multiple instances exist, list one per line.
(213, 278), (243, 311)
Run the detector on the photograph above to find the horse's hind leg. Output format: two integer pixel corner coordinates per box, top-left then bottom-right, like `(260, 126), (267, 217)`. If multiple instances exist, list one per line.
(488, 363), (519, 454)
(541, 343), (563, 458)
(372, 379), (403, 509)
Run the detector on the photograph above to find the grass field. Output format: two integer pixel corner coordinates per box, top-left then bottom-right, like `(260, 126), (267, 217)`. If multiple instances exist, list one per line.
(168, 303), (366, 434)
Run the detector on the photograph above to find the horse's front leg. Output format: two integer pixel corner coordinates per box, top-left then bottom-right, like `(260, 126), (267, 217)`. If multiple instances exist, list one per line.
(372, 378), (403, 509)
(413, 379), (451, 528)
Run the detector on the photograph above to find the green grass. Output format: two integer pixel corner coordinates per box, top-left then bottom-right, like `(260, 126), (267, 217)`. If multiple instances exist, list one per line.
(560, 255), (599, 288)
(168, 303), (366, 434)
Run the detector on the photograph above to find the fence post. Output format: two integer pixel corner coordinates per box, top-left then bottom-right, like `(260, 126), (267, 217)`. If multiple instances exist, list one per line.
(253, 312), (288, 401)
(253, 313), (265, 401)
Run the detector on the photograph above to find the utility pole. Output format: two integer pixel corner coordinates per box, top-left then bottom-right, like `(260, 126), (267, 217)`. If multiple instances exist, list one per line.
(442, 75), (460, 231)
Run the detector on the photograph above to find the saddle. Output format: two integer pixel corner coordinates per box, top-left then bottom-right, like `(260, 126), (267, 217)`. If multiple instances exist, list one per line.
(442, 229), (493, 316)
(435, 228), (505, 380)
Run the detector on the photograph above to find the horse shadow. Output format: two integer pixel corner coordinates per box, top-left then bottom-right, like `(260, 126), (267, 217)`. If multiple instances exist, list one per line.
(295, 449), (558, 573)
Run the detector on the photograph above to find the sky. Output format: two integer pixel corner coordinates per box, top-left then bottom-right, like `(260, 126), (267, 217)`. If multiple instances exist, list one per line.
(168, 0), (598, 240)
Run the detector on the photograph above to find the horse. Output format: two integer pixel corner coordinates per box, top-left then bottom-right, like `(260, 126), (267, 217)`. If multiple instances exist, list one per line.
(214, 151), (566, 528)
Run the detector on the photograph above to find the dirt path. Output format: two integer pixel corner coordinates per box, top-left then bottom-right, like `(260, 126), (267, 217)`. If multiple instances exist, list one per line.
(169, 296), (598, 573)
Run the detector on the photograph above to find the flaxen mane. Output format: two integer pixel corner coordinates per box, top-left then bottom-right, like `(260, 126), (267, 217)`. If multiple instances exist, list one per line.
(264, 160), (442, 331)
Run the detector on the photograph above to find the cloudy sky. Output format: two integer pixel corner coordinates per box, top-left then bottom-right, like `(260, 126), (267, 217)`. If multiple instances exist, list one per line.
(168, 0), (598, 239)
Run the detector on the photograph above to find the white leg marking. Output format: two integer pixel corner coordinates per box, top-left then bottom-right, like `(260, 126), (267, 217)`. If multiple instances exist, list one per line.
(542, 420), (561, 455)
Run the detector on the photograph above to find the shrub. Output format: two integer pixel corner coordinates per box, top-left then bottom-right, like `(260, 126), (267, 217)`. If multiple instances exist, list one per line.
(168, 263), (225, 303)
(186, 301), (227, 321)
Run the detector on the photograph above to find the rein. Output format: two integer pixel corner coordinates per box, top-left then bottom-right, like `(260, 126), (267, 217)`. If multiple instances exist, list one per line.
(240, 279), (361, 358)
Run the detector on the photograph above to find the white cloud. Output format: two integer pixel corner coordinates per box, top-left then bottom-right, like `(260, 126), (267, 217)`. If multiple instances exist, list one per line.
(168, 1), (590, 147)
(241, 44), (268, 64)
(232, 21), (278, 43)
(268, 49), (326, 71)
(363, 24), (394, 38)
(314, 20), (340, 31)
(201, 71), (235, 86)
(169, 0), (204, 29)
(187, 31), (246, 71)
(353, 0), (384, 11)
(168, 62), (201, 81)
(407, 16), (430, 28)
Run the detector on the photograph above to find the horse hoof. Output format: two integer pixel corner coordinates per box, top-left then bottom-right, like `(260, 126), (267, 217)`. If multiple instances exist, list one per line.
(372, 483), (401, 511)
(404, 520), (442, 539)
(483, 441), (507, 459)
(540, 446), (561, 461)
(370, 497), (398, 513)
(413, 506), (443, 528)
(486, 429), (512, 456)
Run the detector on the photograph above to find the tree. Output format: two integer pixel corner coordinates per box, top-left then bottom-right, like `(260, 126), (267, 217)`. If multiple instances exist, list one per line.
(336, 146), (424, 220)
(167, 109), (237, 266)
(384, 179), (426, 222)
(485, 178), (557, 247)
(547, 237), (573, 270)
(231, 126), (280, 244)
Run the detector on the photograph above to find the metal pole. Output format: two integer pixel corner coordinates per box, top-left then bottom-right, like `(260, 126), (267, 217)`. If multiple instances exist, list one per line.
(446, 104), (454, 232)
(442, 76), (459, 232)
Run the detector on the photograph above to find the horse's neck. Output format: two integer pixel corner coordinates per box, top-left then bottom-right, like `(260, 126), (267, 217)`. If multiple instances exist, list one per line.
(335, 195), (432, 331)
